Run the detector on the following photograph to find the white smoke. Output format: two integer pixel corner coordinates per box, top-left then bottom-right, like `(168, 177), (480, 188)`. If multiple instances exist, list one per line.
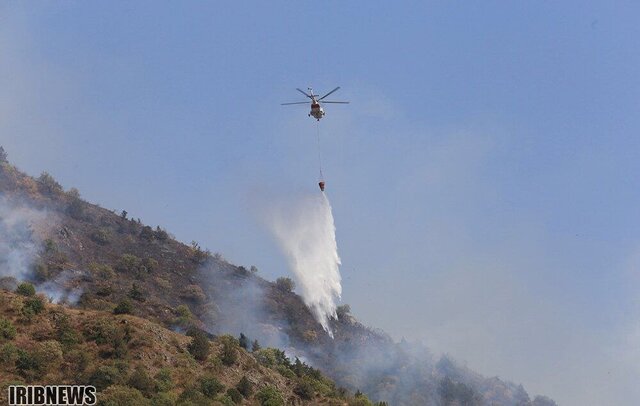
(268, 192), (342, 336)
(0, 195), (49, 281)
(38, 269), (83, 305)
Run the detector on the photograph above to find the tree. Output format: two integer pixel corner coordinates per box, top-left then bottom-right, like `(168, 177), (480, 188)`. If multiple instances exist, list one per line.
(251, 339), (261, 352)
(238, 333), (249, 349)
(0, 146), (7, 163)
(220, 337), (238, 366)
(275, 277), (295, 293)
(236, 376), (253, 398)
(187, 329), (210, 361)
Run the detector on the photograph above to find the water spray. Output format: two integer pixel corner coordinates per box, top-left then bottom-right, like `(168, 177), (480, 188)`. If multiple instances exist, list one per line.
(267, 192), (342, 337)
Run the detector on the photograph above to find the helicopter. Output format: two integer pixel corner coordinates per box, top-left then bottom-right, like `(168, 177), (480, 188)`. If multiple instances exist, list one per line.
(281, 87), (349, 120)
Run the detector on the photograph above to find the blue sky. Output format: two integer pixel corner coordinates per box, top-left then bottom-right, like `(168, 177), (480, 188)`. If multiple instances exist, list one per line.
(2, 2), (639, 404)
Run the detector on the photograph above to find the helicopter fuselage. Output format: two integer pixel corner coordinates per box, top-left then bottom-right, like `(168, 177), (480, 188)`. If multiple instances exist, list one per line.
(309, 100), (325, 121)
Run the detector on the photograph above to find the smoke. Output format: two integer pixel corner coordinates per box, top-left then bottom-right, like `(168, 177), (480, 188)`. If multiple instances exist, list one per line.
(0, 195), (49, 281)
(38, 269), (83, 305)
(201, 264), (291, 349)
(267, 192), (342, 336)
(0, 195), (78, 303)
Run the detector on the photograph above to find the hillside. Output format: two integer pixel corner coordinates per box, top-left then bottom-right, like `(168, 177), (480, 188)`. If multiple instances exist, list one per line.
(0, 290), (367, 406)
(0, 152), (557, 406)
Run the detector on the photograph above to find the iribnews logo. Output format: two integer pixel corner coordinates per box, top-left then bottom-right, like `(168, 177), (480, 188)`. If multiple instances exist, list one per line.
(8, 385), (96, 406)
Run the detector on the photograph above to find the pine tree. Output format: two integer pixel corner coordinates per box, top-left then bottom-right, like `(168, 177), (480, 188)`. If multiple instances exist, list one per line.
(239, 333), (249, 350)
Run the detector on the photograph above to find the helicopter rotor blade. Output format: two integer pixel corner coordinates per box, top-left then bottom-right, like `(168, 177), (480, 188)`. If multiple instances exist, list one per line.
(318, 86), (341, 101)
(296, 88), (313, 98)
(320, 101), (350, 104)
(281, 102), (309, 105)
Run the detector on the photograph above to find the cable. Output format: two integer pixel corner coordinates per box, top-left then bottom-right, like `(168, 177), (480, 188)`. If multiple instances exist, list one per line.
(316, 120), (324, 181)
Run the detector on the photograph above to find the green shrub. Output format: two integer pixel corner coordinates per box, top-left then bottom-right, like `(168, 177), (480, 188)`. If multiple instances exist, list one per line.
(54, 313), (79, 347)
(151, 392), (177, 406)
(199, 375), (224, 398)
(88, 365), (124, 391)
(95, 284), (113, 297)
(348, 392), (373, 406)
(154, 227), (169, 241)
(294, 378), (315, 400)
(142, 257), (159, 273)
(140, 226), (155, 241)
(220, 336), (238, 366)
(33, 340), (63, 372)
(218, 394), (236, 406)
(0, 343), (18, 365)
(89, 263), (116, 279)
(226, 388), (242, 404)
(91, 229), (111, 245)
(254, 348), (290, 368)
(255, 386), (284, 406)
(64, 349), (89, 374)
(174, 305), (192, 326)
(37, 172), (63, 195)
(16, 283), (35, 297)
(128, 366), (155, 397)
(177, 387), (208, 404)
(98, 385), (150, 406)
(154, 368), (173, 392)
(22, 296), (45, 319)
(113, 300), (133, 315)
(128, 283), (146, 302)
(0, 318), (16, 341)
(84, 319), (119, 344)
(32, 263), (49, 282)
(236, 376), (252, 398)
(187, 329), (210, 362)
(116, 254), (142, 273)
(276, 365), (296, 379)
(15, 349), (44, 380)
(275, 277), (295, 293)
(67, 195), (85, 220)
(179, 285), (206, 303)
